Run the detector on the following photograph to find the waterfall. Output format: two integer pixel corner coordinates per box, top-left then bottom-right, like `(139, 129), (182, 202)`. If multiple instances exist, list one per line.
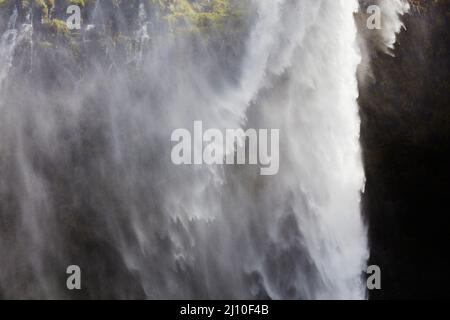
(378, 0), (410, 51)
(0, 7), (18, 87)
(0, 0), (368, 299)
(7, 5), (17, 30)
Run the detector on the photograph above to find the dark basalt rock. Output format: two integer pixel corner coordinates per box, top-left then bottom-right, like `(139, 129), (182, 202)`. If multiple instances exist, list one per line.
(358, 0), (450, 299)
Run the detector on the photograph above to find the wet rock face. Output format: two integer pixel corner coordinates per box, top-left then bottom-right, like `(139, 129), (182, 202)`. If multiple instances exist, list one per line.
(0, 0), (249, 75)
(0, 0), (252, 300)
(0, 0), (247, 35)
(358, 1), (450, 299)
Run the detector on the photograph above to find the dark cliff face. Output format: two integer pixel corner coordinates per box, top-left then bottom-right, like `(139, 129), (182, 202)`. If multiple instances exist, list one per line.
(358, 1), (450, 299)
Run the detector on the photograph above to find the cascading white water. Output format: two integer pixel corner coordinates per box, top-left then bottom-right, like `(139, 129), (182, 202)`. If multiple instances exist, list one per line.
(0, 6), (18, 87)
(378, 0), (410, 51)
(111, 0), (368, 300)
(0, 0), (411, 299)
(243, 0), (368, 299)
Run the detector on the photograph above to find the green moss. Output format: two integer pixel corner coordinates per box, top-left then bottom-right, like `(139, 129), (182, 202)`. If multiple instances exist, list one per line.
(34, 0), (55, 21)
(21, 0), (30, 8)
(70, 0), (87, 7)
(2, 0), (247, 50)
(43, 18), (70, 35)
(0, 0), (11, 8)
(155, 0), (247, 35)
